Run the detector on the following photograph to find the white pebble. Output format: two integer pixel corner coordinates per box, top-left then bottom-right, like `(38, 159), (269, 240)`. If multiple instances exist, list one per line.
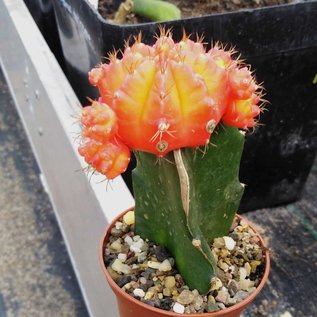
(159, 259), (172, 272)
(111, 259), (131, 274)
(139, 277), (147, 285)
(130, 244), (142, 254)
(124, 235), (133, 246)
(210, 277), (223, 290)
(223, 236), (236, 251)
(239, 267), (247, 281)
(133, 235), (141, 242)
(123, 211), (135, 225)
(219, 260), (229, 272)
(133, 239), (145, 250)
(173, 302), (185, 314)
(118, 253), (127, 262)
(115, 221), (123, 230)
(133, 288), (145, 298)
(244, 262), (251, 276)
(148, 261), (160, 269)
(137, 252), (147, 263)
(239, 278), (251, 291)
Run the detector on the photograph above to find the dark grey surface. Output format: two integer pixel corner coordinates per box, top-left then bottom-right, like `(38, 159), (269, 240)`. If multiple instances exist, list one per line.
(0, 69), (89, 316)
(243, 160), (317, 316)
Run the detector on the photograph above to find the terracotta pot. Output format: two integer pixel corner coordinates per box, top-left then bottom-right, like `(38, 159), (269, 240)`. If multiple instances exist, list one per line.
(99, 210), (270, 317)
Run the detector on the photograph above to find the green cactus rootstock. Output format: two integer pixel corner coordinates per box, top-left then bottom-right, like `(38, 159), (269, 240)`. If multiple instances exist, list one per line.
(133, 125), (245, 293)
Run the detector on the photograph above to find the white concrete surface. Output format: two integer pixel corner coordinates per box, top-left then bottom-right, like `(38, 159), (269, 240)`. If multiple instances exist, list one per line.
(0, 0), (134, 316)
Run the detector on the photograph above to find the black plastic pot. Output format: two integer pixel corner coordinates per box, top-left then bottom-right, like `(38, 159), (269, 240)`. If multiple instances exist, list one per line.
(24, 0), (65, 70)
(52, 0), (317, 211)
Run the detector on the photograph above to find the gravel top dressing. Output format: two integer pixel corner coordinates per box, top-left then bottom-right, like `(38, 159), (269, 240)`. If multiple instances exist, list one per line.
(103, 211), (266, 314)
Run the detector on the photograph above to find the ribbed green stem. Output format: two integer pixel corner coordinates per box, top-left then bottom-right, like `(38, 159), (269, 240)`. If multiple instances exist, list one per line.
(133, 124), (245, 293)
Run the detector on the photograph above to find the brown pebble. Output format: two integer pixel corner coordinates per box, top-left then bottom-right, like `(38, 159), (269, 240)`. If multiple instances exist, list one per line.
(125, 256), (137, 265)
(127, 250), (135, 259)
(110, 227), (124, 237)
(175, 274), (184, 288)
(130, 281), (140, 289)
(106, 267), (120, 281)
(227, 279), (239, 296)
(121, 244), (130, 254)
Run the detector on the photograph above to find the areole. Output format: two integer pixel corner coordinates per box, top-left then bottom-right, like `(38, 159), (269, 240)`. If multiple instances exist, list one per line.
(99, 209), (270, 317)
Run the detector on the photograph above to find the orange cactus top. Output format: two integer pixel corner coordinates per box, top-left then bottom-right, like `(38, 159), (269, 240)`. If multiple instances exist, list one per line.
(79, 31), (262, 179)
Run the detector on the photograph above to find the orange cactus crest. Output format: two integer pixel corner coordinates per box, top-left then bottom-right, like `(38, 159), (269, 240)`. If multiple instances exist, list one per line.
(79, 30), (262, 179)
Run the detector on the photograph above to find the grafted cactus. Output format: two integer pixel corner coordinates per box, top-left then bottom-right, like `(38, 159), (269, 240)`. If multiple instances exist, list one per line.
(79, 30), (263, 293)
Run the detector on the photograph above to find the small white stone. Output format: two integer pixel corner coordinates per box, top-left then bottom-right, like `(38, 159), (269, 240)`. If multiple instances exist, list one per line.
(244, 262), (251, 276)
(111, 259), (131, 274)
(118, 253), (127, 262)
(210, 277), (223, 290)
(133, 235), (141, 242)
(159, 259), (172, 272)
(217, 302), (226, 310)
(219, 260), (229, 272)
(139, 277), (147, 285)
(173, 302), (185, 314)
(115, 221), (123, 230)
(130, 244), (142, 254)
(239, 267), (247, 281)
(223, 236), (236, 251)
(239, 278), (251, 291)
(193, 295), (204, 310)
(177, 290), (195, 305)
(280, 312), (293, 317)
(137, 252), (147, 263)
(123, 211), (135, 225)
(133, 288), (145, 298)
(124, 235), (133, 246)
(215, 287), (229, 304)
(133, 239), (145, 250)
(148, 261), (160, 269)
